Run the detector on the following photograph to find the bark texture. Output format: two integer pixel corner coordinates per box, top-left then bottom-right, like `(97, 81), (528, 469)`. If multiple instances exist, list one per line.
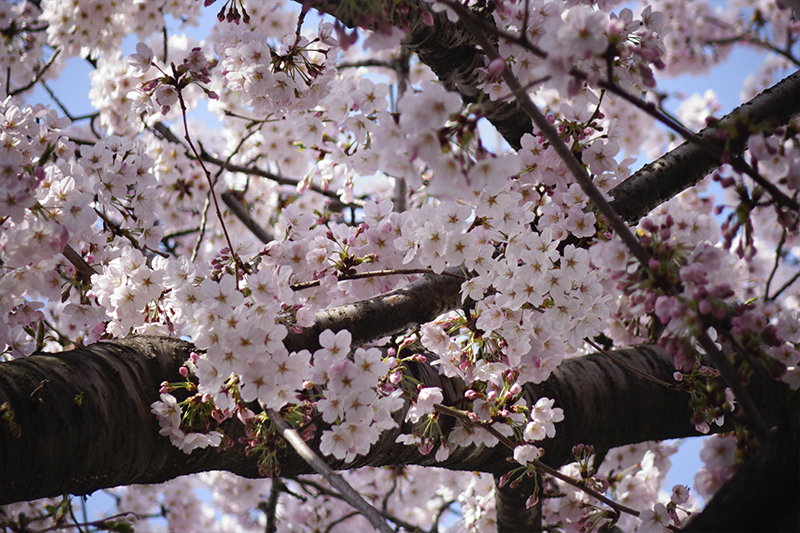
(609, 69), (800, 223)
(284, 267), (465, 352)
(494, 473), (541, 533)
(0, 334), (792, 505)
(681, 397), (800, 532)
(2, 5), (798, 533)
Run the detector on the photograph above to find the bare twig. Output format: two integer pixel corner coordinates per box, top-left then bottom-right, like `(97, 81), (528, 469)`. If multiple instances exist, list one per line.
(769, 269), (800, 301)
(220, 191), (274, 245)
(584, 338), (677, 390)
(175, 88), (241, 284)
(9, 47), (62, 97)
(765, 227), (787, 299)
(152, 122), (365, 210)
(264, 407), (394, 533)
(199, 150), (365, 209)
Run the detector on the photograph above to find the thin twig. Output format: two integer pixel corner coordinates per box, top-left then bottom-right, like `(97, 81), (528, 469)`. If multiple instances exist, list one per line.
(176, 88), (241, 284)
(694, 330), (769, 441)
(432, 403), (643, 522)
(765, 227), (787, 299)
(9, 47), (62, 97)
(769, 268), (800, 301)
(262, 477), (283, 533)
(703, 14), (800, 68)
(199, 150), (365, 209)
(152, 122), (365, 210)
(388, 46), (411, 213)
(191, 193), (212, 263)
(583, 338), (677, 390)
(264, 408), (394, 533)
(431, 498), (457, 533)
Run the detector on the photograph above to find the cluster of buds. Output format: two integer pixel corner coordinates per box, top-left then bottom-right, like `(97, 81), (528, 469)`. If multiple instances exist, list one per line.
(199, 0), (250, 24)
(128, 43), (218, 115)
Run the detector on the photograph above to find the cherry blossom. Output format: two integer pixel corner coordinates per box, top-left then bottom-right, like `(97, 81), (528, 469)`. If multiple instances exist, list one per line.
(0, 0), (798, 531)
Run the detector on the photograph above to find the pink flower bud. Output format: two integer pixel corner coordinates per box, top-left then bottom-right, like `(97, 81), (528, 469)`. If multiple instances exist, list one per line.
(487, 57), (505, 77)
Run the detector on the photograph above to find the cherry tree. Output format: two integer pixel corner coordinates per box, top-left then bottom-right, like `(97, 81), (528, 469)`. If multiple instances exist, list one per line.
(1, 0), (799, 531)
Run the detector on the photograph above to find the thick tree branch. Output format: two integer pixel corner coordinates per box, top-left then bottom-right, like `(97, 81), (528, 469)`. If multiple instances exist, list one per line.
(10, 8), (800, 531)
(0, 336), (790, 505)
(681, 396), (799, 532)
(283, 267), (466, 352)
(609, 69), (800, 223)
(494, 473), (541, 533)
(0, 337), (197, 503)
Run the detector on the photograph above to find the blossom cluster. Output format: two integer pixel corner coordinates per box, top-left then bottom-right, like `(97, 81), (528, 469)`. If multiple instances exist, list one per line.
(0, 2), (59, 95)
(40, 0), (202, 59)
(310, 330), (405, 461)
(213, 18), (337, 117)
(2, 0), (800, 531)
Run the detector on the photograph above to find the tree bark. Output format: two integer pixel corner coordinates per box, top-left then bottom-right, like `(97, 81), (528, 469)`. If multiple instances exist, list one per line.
(0, 332), (791, 505)
(680, 395), (799, 532)
(2, 6), (797, 533)
(609, 69), (800, 223)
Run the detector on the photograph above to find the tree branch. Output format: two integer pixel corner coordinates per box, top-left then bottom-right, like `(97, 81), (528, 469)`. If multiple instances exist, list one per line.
(494, 472), (541, 533)
(283, 266), (466, 352)
(265, 408), (393, 533)
(220, 190), (274, 245)
(609, 69), (800, 223)
(680, 395), (799, 532)
(303, 1), (800, 225)
(0, 336), (790, 505)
